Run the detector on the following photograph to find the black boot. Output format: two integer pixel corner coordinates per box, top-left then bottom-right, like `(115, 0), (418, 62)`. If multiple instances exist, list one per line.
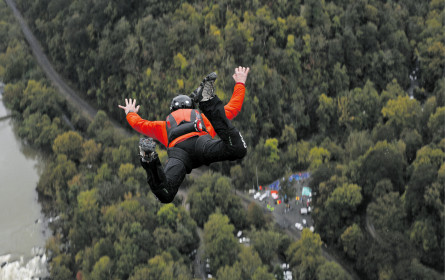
(139, 138), (158, 162)
(190, 72), (217, 103)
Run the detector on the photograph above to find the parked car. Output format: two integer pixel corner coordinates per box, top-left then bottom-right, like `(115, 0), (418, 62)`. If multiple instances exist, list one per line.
(206, 258), (211, 273)
(310, 226), (315, 232)
(259, 193), (268, 201)
(300, 208), (308, 215)
(283, 270), (293, 280)
(254, 192), (261, 199)
(295, 223), (303, 230)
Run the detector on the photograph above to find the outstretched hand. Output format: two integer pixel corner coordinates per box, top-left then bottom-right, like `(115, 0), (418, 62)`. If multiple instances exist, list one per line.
(232, 66), (250, 84)
(118, 98), (140, 115)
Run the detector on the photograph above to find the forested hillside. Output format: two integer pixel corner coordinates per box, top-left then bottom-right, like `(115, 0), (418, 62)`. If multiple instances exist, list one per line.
(1, 0), (444, 279)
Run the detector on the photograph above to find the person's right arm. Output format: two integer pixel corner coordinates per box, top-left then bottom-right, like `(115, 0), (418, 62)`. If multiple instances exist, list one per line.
(126, 113), (168, 147)
(118, 98), (168, 147)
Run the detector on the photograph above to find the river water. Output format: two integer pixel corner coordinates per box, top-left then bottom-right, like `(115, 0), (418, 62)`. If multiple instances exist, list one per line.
(0, 87), (50, 279)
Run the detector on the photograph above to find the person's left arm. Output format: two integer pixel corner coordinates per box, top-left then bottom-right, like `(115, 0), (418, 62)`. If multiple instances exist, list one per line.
(224, 66), (250, 120)
(224, 83), (246, 120)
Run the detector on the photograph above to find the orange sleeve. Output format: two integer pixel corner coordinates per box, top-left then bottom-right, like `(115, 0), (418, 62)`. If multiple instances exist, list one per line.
(224, 83), (245, 120)
(126, 112), (169, 148)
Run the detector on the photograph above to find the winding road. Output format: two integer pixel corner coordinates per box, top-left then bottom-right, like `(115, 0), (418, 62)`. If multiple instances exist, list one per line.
(4, 0), (129, 136)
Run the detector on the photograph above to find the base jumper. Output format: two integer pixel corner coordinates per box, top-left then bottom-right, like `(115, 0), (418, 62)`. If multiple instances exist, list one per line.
(118, 67), (250, 203)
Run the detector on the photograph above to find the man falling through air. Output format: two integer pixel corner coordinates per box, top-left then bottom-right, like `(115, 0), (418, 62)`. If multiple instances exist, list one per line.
(118, 66), (250, 203)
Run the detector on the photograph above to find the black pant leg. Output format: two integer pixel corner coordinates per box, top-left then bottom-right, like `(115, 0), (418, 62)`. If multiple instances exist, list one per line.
(141, 157), (186, 203)
(199, 96), (235, 142)
(198, 96), (247, 163)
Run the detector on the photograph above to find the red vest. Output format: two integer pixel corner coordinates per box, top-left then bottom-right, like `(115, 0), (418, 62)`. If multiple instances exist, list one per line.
(166, 109), (208, 147)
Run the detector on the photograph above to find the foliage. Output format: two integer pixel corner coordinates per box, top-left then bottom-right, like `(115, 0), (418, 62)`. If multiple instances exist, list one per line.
(286, 229), (327, 280)
(2, 0), (444, 278)
(203, 213), (239, 273)
(188, 172), (245, 228)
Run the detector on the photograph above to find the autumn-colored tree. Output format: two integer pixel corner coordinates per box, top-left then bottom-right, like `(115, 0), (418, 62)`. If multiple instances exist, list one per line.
(53, 131), (84, 162)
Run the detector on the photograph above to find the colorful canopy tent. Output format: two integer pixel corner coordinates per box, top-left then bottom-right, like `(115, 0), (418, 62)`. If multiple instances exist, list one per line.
(266, 172), (311, 190)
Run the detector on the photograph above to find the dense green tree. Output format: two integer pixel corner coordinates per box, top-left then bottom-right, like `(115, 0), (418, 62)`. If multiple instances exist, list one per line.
(1, 41), (32, 82)
(101, 198), (157, 241)
(316, 261), (351, 280)
(405, 163), (440, 220)
(308, 146), (331, 171)
(129, 252), (192, 280)
(316, 93), (336, 133)
(252, 266), (275, 280)
(330, 63), (349, 95)
(340, 223), (364, 260)
(246, 202), (266, 229)
(69, 189), (101, 252)
(90, 256), (113, 280)
(250, 229), (282, 264)
(216, 265), (242, 280)
(295, 140), (311, 169)
(338, 81), (380, 131)
(20, 79), (64, 119)
(287, 229), (325, 280)
(344, 130), (373, 160)
(18, 112), (62, 150)
(2, 82), (25, 112)
(368, 192), (406, 233)
(232, 246), (263, 280)
(37, 154), (77, 204)
(325, 183), (362, 223)
(188, 172), (245, 227)
(230, 164), (245, 189)
(427, 106), (445, 143)
(87, 110), (118, 146)
(204, 213), (239, 273)
(381, 95), (421, 135)
(357, 141), (406, 197)
(401, 129), (423, 163)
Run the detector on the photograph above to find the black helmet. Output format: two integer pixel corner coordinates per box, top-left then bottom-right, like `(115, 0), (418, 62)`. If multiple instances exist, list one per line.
(170, 95), (194, 112)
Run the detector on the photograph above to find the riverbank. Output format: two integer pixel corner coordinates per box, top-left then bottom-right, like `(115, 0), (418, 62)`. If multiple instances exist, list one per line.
(0, 95), (51, 279)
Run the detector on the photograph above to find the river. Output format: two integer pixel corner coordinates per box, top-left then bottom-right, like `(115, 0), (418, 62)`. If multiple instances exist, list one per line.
(0, 86), (50, 279)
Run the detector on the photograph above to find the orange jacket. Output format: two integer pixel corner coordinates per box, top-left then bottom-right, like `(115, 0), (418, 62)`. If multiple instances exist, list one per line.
(126, 83), (246, 148)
